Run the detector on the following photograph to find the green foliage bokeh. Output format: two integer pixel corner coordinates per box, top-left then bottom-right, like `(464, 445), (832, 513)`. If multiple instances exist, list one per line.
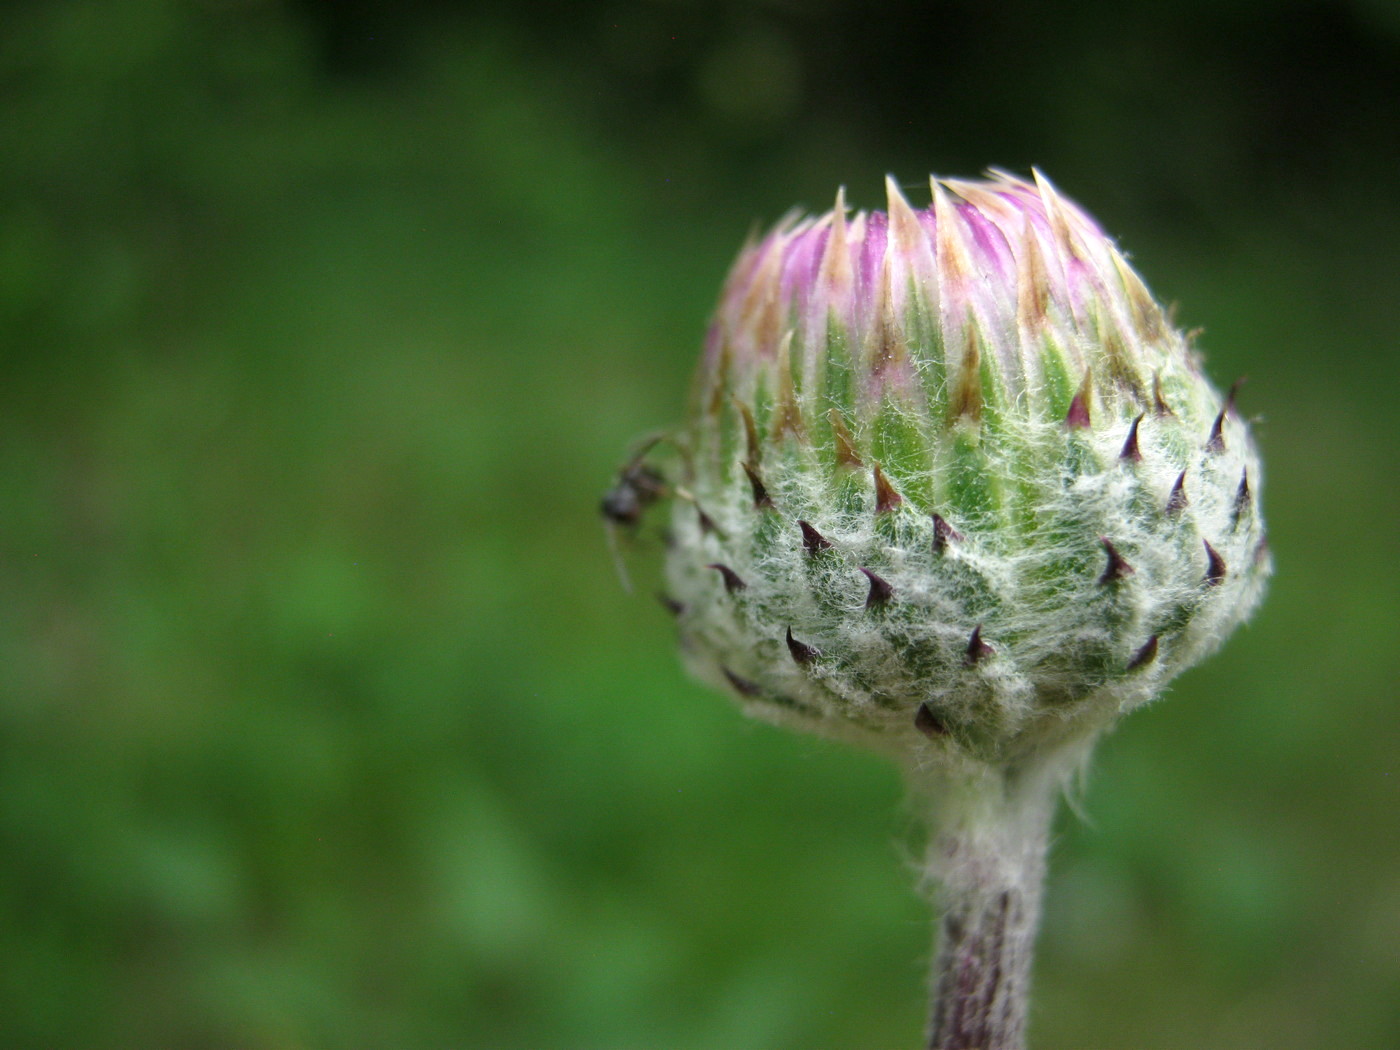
(2, 2), (1397, 1047)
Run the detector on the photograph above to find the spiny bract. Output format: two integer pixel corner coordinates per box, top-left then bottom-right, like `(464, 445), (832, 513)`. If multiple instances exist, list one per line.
(651, 172), (1269, 764)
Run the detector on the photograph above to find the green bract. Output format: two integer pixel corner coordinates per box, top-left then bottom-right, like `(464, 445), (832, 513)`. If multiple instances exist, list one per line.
(660, 172), (1270, 764)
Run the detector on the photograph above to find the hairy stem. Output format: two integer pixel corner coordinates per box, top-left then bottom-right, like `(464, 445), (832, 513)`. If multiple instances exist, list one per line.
(918, 760), (1061, 1050)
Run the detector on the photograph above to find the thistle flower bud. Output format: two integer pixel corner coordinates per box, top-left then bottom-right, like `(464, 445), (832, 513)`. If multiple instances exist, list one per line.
(658, 172), (1270, 765)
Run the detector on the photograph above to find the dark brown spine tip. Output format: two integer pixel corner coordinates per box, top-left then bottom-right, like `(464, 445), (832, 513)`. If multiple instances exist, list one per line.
(657, 594), (685, 616)
(1233, 470), (1252, 522)
(931, 513), (964, 554)
(873, 462), (902, 514)
(1065, 390), (1092, 429)
(1098, 537), (1136, 584)
(1166, 471), (1188, 516)
(829, 409), (863, 468)
(722, 666), (763, 697)
(914, 702), (947, 738)
(1066, 370), (1094, 429)
(1119, 414), (1144, 462)
(707, 563), (747, 593)
(1152, 373), (1175, 417)
(785, 627), (819, 665)
(1205, 409), (1227, 453)
(1203, 540), (1227, 586)
(860, 567), (893, 608)
(736, 400), (762, 467)
(965, 624), (995, 665)
(697, 506), (719, 536)
(1224, 376), (1245, 416)
(742, 462), (773, 508)
(797, 519), (833, 556)
(1127, 634), (1159, 671)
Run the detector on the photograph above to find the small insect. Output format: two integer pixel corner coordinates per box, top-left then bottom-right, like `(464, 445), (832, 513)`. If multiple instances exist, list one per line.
(600, 443), (668, 528)
(601, 435), (671, 590)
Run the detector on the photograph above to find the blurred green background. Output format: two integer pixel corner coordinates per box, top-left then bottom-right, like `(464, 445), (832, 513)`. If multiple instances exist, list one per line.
(3, 1), (1398, 1047)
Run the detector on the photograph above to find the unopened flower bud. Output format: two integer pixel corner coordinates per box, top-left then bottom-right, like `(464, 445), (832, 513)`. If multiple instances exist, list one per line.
(653, 172), (1270, 764)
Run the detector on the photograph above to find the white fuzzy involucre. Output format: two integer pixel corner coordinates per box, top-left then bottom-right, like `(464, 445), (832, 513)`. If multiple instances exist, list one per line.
(662, 172), (1270, 764)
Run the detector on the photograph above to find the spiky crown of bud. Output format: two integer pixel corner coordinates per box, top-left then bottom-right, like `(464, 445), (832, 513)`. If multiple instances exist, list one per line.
(657, 171), (1270, 765)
